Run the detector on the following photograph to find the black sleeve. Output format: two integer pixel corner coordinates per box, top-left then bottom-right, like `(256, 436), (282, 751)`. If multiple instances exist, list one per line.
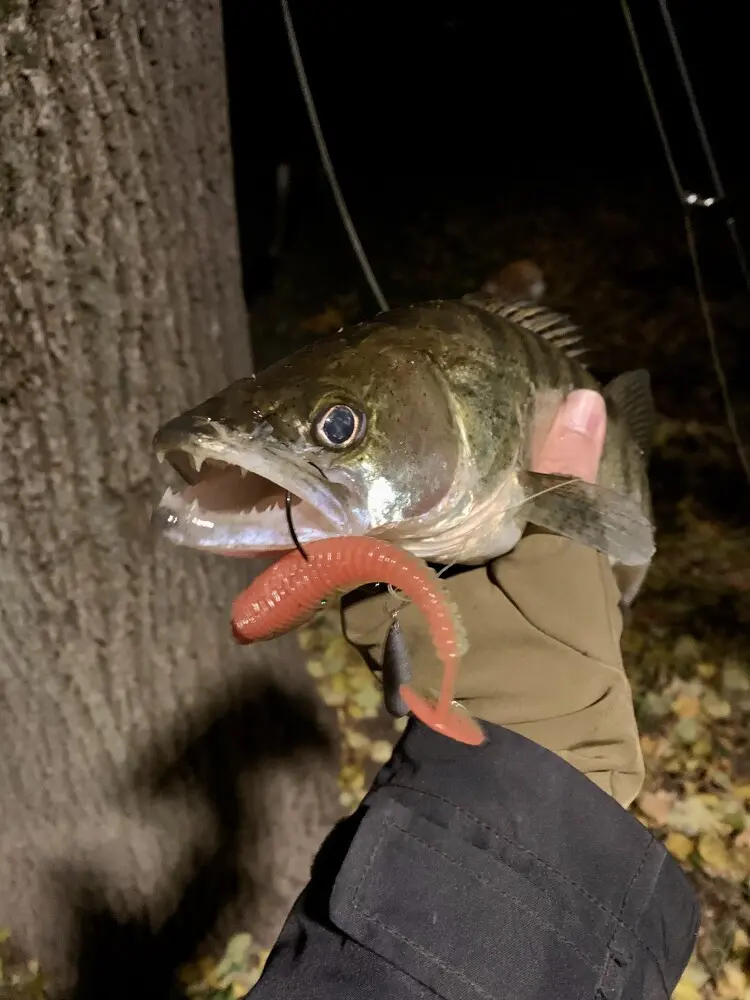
(252, 719), (700, 1000)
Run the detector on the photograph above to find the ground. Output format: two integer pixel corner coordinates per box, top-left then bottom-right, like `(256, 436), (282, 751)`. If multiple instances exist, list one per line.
(1, 172), (748, 998)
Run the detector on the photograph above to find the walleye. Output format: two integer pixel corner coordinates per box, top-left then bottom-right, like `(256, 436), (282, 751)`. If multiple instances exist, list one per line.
(153, 287), (656, 605)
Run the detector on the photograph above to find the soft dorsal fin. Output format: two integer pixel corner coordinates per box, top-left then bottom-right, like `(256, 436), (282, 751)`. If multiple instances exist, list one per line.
(604, 370), (655, 462)
(463, 292), (588, 364)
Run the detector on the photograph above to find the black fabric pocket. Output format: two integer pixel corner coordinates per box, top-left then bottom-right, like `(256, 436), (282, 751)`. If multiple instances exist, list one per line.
(330, 797), (621, 1000)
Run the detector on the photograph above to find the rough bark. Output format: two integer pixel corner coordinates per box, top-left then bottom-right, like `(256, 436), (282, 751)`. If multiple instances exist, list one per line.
(0, 1), (337, 994)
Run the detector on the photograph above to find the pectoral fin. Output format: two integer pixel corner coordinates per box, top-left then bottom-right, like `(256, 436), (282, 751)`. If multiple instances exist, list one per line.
(519, 471), (655, 566)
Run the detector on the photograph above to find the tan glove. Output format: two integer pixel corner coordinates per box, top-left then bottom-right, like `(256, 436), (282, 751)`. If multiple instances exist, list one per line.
(341, 533), (643, 809)
(342, 388), (646, 810)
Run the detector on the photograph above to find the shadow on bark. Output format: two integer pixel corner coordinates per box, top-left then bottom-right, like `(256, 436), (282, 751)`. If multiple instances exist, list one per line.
(60, 677), (333, 1000)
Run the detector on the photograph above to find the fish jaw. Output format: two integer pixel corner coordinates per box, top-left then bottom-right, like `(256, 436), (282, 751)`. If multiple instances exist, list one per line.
(151, 416), (366, 555)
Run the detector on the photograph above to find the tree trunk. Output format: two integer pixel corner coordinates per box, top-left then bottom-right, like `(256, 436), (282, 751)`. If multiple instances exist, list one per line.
(0, 1), (337, 994)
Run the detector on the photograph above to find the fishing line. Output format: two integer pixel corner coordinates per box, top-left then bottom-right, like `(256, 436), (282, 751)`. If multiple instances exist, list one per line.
(655, 0), (750, 291)
(285, 490), (309, 561)
(620, 0), (750, 488)
(279, 0), (390, 313)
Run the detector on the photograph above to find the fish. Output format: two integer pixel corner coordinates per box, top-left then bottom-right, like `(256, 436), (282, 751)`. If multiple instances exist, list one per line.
(152, 286), (656, 606)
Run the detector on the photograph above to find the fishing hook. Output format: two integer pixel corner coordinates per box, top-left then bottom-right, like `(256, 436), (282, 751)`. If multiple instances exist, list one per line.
(285, 490), (309, 562)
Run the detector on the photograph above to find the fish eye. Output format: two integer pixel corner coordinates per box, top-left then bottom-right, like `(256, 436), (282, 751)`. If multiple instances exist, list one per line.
(312, 403), (365, 450)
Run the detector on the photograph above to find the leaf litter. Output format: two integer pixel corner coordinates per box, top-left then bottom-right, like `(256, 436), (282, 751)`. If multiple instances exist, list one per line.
(633, 646), (750, 999)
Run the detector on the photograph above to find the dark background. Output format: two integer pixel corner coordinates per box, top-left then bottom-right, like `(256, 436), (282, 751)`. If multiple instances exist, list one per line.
(229, 0), (746, 180)
(224, 0), (749, 321)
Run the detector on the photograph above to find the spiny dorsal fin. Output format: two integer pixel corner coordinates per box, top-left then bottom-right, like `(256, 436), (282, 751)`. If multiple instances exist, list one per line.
(463, 292), (589, 366)
(603, 370), (655, 462)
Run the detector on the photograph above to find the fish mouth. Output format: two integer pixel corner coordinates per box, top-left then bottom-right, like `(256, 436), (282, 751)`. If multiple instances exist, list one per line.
(152, 421), (354, 554)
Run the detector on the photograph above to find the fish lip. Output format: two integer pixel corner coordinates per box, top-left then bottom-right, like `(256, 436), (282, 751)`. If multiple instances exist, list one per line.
(151, 419), (357, 551)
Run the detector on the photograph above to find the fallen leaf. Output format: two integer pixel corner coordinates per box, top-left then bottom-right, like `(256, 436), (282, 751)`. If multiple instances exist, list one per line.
(722, 662), (750, 694)
(672, 973), (703, 1000)
(665, 832), (695, 862)
(668, 797), (724, 836)
(369, 740), (394, 763)
(698, 833), (734, 877)
(716, 962), (748, 998)
(692, 736), (713, 757)
(665, 756), (685, 775)
(679, 956), (710, 994)
(321, 687), (347, 708)
(674, 635), (702, 661)
(640, 692), (670, 721)
(673, 717), (704, 745)
(640, 734), (671, 759)
(732, 927), (749, 954)
(702, 689), (732, 720)
(339, 789), (361, 810)
(216, 934), (252, 975)
(352, 684), (383, 716)
(344, 729), (371, 750)
(297, 629), (315, 651)
(638, 790), (676, 826)
(708, 767), (733, 791)
(339, 765), (366, 792)
(731, 838), (750, 877)
(672, 693), (702, 720)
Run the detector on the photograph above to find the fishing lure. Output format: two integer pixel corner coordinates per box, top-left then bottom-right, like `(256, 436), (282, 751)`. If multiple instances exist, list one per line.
(230, 536), (486, 747)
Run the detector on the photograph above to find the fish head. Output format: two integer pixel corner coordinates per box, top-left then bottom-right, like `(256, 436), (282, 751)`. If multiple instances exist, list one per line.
(152, 326), (464, 556)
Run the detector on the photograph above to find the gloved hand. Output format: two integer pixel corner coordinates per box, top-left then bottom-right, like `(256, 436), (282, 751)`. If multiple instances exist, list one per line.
(341, 389), (645, 809)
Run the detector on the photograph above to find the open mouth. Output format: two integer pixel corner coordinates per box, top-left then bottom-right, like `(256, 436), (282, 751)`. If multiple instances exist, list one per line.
(152, 445), (350, 554)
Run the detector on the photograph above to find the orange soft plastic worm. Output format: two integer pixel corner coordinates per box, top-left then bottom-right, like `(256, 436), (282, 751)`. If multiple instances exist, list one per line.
(231, 537), (485, 747)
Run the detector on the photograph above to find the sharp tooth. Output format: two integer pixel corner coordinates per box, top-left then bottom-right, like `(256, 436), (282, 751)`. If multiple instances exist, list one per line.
(239, 466), (249, 477)
(194, 454), (206, 473)
(187, 499), (199, 516)
(155, 449), (167, 465)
